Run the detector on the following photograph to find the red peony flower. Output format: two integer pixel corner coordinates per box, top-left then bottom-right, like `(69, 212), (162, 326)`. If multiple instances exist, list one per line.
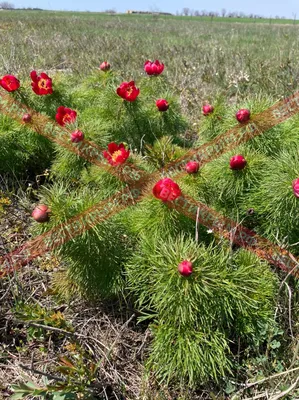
(178, 260), (193, 277)
(30, 70), (53, 95)
(236, 108), (250, 123)
(144, 60), (164, 76)
(71, 130), (84, 143)
(99, 61), (111, 71)
(22, 113), (31, 123)
(103, 142), (130, 166)
(202, 104), (214, 115)
(230, 155), (247, 170)
(292, 178), (299, 198)
(32, 204), (50, 223)
(156, 99), (169, 112)
(0, 75), (20, 92)
(153, 178), (182, 202)
(185, 161), (199, 174)
(55, 106), (77, 126)
(116, 81), (140, 102)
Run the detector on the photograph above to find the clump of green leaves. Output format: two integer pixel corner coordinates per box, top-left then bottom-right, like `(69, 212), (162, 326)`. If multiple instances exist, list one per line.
(126, 234), (278, 386)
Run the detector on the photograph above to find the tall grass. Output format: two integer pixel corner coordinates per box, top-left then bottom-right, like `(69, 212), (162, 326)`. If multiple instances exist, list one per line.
(1, 11), (299, 123)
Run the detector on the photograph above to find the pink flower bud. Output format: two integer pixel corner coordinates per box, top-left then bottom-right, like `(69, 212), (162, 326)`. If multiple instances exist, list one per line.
(202, 104), (214, 115)
(71, 130), (84, 143)
(100, 61), (111, 72)
(178, 260), (193, 277)
(22, 113), (31, 123)
(230, 155), (247, 170)
(32, 204), (50, 223)
(292, 178), (299, 198)
(236, 108), (250, 123)
(185, 161), (199, 174)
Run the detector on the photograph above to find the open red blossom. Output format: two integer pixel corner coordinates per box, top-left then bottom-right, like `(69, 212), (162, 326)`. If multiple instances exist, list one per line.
(55, 106), (77, 126)
(0, 75), (20, 92)
(103, 142), (130, 166)
(30, 70), (53, 95)
(153, 178), (182, 202)
(116, 81), (140, 102)
(292, 178), (299, 198)
(156, 99), (169, 112)
(144, 60), (164, 76)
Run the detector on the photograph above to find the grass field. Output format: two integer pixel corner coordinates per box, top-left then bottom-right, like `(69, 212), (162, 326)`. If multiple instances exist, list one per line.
(1, 10), (299, 124)
(0, 10), (299, 400)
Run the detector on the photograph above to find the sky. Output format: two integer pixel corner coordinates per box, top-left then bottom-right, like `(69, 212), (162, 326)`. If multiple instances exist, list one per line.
(11, 0), (299, 19)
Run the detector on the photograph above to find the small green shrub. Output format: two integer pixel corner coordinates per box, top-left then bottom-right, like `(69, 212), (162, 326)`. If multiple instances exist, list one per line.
(126, 234), (278, 386)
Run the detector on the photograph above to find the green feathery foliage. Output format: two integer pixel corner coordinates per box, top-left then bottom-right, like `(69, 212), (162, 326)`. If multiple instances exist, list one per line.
(246, 146), (299, 249)
(0, 113), (53, 179)
(126, 234), (277, 385)
(2, 65), (296, 392)
(51, 71), (188, 183)
(31, 182), (133, 299)
(200, 146), (270, 216)
(197, 94), (274, 144)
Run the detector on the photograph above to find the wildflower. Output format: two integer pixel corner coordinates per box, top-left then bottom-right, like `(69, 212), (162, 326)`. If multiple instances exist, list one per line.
(116, 81), (140, 102)
(185, 161), (199, 174)
(103, 142), (130, 166)
(236, 108), (250, 123)
(156, 99), (169, 111)
(0, 75), (20, 92)
(230, 155), (247, 170)
(99, 61), (111, 71)
(202, 104), (214, 115)
(153, 178), (182, 202)
(30, 71), (53, 95)
(292, 178), (299, 198)
(55, 106), (77, 126)
(22, 113), (31, 123)
(144, 60), (164, 75)
(70, 130), (84, 143)
(178, 260), (193, 277)
(32, 204), (50, 223)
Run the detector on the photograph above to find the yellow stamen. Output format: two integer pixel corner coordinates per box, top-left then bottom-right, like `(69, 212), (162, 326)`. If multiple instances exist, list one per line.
(62, 114), (70, 124)
(126, 87), (133, 95)
(111, 150), (122, 162)
(38, 79), (47, 89)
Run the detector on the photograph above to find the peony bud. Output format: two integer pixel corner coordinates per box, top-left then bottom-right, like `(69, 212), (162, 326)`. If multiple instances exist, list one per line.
(185, 161), (199, 174)
(32, 204), (50, 223)
(22, 113), (31, 123)
(230, 155), (247, 170)
(292, 178), (299, 198)
(153, 178), (181, 202)
(99, 61), (111, 72)
(156, 99), (169, 112)
(236, 108), (250, 123)
(202, 104), (214, 116)
(71, 130), (84, 143)
(178, 260), (193, 277)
